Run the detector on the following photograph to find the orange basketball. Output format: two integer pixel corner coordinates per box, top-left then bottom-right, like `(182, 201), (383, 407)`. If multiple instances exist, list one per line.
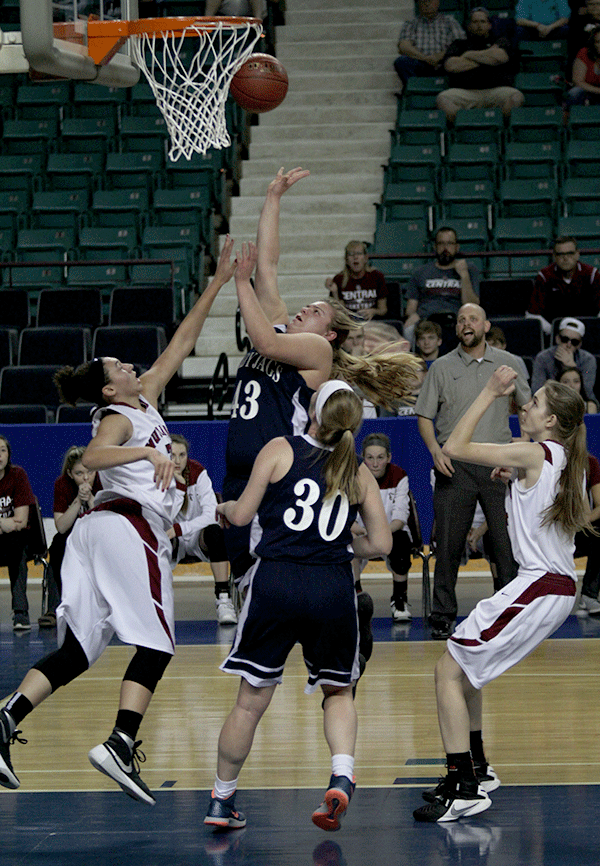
(230, 53), (288, 114)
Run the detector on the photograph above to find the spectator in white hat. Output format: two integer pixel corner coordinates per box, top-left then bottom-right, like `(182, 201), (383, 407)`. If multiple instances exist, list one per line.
(531, 317), (599, 410)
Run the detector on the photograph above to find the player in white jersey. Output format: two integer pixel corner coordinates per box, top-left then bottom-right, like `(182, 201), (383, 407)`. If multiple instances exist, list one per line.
(0, 238), (237, 805)
(413, 366), (592, 823)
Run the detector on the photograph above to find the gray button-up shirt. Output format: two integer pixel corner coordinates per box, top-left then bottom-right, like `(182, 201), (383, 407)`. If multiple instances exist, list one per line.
(415, 344), (532, 445)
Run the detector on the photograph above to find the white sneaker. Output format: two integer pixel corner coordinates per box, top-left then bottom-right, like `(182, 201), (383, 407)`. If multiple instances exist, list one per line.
(576, 594), (600, 617)
(216, 592), (237, 625)
(391, 597), (412, 622)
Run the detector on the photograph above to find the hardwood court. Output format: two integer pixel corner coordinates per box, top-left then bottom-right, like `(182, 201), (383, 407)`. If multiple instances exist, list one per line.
(2, 566), (600, 865)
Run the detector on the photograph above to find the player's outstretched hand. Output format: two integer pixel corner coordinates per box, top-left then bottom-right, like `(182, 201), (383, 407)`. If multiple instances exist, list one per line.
(487, 365), (517, 398)
(235, 242), (258, 283)
(214, 234), (237, 285)
(268, 166), (310, 198)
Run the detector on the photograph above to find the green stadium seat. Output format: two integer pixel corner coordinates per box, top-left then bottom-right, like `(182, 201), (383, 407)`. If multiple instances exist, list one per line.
(557, 215), (600, 243)
(514, 72), (563, 106)
(519, 40), (567, 74)
(0, 154), (43, 196)
(16, 228), (74, 260)
(45, 153), (104, 194)
(565, 140), (600, 179)
(498, 178), (558, 220)
(560, 178), (600, 217)
(71, 83), (128, 122)
(105, 151), (163, 193)
(377, 181), (436, 226)
(503, 141), (560, 180)
(152, 187), (214, 249)
(78, 226), (138, 260)
(508, 105), (563, 143)
(394, 109), (446, 148)
(445, 143), (499, 184)
(119, 115), (168, 155)
(440, 179), (494, 223)
(91, 189), (150, 233)
(60, 117), (117, 155)
(30, 190), (88, 230)
(16, 83), (71, 120)
(0, 190), (29, 233)
(385, 143), (442, 189)
(66, 262), (126, 289)
(402, 77), (447, 110)
(568, 105), (600, 141)
(451, 108), (503, 146)
(2, 119), (58, 156)
(373, 219), (429, 255)
(492, 217), (553, 251)
(127, 81), (163, 118)
(486, 253), (550, 279)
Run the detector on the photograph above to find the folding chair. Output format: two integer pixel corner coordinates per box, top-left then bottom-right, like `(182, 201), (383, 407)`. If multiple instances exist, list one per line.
(26, 496), (50, 617)
(406, 490), (435, 621)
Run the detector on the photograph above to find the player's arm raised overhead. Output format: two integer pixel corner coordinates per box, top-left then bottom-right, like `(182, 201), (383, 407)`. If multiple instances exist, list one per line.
(140, 236), (236, 407)
(254, 166), (310, 326)
(235, 242), (333, 388)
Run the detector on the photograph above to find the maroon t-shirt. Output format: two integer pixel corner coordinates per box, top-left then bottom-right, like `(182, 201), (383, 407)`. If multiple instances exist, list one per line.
(332, 269), (388, 313)
(0, 465), (35, 522)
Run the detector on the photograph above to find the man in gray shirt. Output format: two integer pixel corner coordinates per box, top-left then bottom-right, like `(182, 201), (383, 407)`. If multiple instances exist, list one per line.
(415, 303), (531, 639)
(531, 316), (598, 409)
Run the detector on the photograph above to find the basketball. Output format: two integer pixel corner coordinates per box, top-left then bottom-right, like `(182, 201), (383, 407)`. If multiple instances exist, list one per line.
(230, 53), (288, 114)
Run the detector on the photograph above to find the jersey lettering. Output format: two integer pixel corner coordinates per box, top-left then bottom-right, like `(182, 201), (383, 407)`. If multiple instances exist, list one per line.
(230, 379), (262, 420)
(283, 478), (349, 541)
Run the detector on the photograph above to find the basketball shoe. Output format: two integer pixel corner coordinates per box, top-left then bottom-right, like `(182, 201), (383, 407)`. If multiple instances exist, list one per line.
(0, 707), (24, 790)
(422, 762), (500, 802)
(312, 774), (356, 831)
(413, 779), (491, 823)
(390, 597), (412, 622)
(204, 791), (247, 828)
(88, 728), (155, 805)
(215, 593), (238, 625)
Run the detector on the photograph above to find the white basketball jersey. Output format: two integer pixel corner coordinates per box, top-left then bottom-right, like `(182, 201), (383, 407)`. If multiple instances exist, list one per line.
(92, 398), (184, 526)
(506, 440), (576, 581)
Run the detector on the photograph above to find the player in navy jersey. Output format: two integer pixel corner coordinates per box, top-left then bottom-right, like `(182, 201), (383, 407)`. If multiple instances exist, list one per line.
(0, 239), (237, 805)
(413, 368), (592, 824)
(204, 381), (392, 832)
(223, 169), (421, 580)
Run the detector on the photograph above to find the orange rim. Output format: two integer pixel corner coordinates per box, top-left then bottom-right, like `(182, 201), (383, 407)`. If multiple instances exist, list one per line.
(87, 16), (262, 65)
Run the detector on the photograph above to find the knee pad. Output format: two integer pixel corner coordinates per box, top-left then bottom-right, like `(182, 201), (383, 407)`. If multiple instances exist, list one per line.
(201, 523), (228, 562)
(123, 646), (172, 693)
(32, 626), (89, 691)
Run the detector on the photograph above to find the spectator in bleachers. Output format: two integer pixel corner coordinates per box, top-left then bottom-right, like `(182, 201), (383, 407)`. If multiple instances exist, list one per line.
(565, 25), (600, 106)
(403, 226), (480, 351)
(326, 241), (388, 320)
(205, 0), (265, 17)
(436, 7), (525, 123)
(394, 0), (465, 87)
(531, 316), (599, 407)
(379, 358), (428, 416)
(515, 0), (571, 39)
(526, 236), (600, 335)
(558, 366), (598, 413)
(0, 435), (35, 632)
(415, 319), (443, 367)
(568, 0), (600, 67)
(574, 448), (600, 615)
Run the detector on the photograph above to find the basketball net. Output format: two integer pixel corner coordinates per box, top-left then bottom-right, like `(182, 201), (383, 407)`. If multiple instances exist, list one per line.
(129, 19), (262, 161)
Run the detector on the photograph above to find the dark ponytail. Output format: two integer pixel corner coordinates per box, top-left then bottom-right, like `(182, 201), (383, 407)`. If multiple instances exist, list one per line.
(54, 359), (108, 407)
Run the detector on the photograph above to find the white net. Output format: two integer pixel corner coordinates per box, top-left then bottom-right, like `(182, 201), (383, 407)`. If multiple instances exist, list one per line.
(130, 19), (262, 161)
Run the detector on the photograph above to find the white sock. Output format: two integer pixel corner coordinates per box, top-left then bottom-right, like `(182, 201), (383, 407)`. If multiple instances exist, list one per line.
(331, 754), (355, 781)
(214, 774), (238, 800)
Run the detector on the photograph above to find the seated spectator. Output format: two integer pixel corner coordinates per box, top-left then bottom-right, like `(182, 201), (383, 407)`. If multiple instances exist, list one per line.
(415, 319), (443, 366)
(568, 0), (600, 67)
(558, 366), (598, 413)
(41, 445), (100, 628)
(353, 433), (414, 622)
(346, 320), (411, 417)
(516, 0), (570, 39)
(531, 316), (599, 405)
(204, 0), (264, 16)
(0, 435), (35, 632)
(526, 236), (600, 334)
(394, 0), (465, 86)
(486, 325), (530, 383)
(403, 226), (480, 351)
(437, 7), (524, 122)
(380, 358), (428, 417)
(326, 241), (388, 320)
(575, 449), (600, 615)
(565, 25), (600, 106)
(169, 434), (236, 625)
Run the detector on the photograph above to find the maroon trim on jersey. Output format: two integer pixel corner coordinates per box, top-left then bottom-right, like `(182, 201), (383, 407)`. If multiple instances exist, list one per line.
(92, 497), (175, 651)
(379, 463), (408, 490)
(449, 572), (575, 647)
(541, 443), (553, 464)
(186, 458), (205, 486)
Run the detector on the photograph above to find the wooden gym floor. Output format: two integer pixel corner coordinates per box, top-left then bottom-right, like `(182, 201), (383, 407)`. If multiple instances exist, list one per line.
(1, 558), (600, 866)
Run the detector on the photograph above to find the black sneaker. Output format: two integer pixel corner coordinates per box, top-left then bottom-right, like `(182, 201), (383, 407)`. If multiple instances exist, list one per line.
(413, 779), (491, 823)
(204, 791), (247, 828)
(88, 728), (155, 805)
(312, 773), (356, 831)
(422, 763), (501, 802)
(0, 707), (25, 790)
(430, 619), (453, 640)
(357, 591), (374, 662)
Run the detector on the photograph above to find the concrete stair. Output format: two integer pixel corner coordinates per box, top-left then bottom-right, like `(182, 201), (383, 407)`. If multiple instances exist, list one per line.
(183, 0), (413, 393)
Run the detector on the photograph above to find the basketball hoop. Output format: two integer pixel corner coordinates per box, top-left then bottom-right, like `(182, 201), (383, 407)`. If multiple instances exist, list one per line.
(88, 16), (263, 160)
